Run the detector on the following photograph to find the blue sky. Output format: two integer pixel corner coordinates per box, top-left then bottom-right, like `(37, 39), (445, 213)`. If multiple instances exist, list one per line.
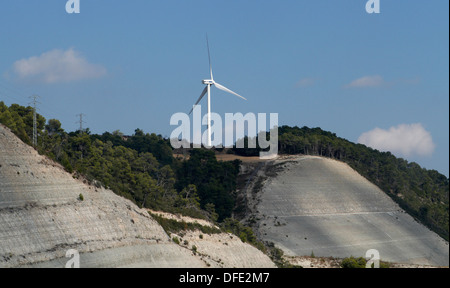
(0, 0), (448, 176)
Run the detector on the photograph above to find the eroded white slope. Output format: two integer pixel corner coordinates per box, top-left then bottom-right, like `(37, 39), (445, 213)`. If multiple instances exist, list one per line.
(256, 156), (449, 266)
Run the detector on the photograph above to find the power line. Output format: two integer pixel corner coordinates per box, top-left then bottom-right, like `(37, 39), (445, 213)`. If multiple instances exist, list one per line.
(0, 80), (92, 134)
(76, 113), (86, 135)
(29, 95), (41, 147)
(75, 113), (87, 160)
(0, 80), (68, 125)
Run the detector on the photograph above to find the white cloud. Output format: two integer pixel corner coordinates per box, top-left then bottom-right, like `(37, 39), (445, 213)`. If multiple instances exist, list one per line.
(345, 75), (384, 88)
(358, 123), (435, 157)
(12, 48), (106, 84)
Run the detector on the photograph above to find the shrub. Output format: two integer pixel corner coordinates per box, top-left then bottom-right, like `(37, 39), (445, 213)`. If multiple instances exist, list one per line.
(149, 212), (221, 235)
(340, 257), (366, 268)
(340, 256), (391, 268)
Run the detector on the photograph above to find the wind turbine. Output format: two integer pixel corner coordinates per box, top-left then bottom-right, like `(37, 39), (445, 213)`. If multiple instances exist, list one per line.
(189, 35), (247, 147)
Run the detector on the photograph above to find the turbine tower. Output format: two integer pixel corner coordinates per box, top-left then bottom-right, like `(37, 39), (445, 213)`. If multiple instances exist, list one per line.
(189, 35), (247, 147)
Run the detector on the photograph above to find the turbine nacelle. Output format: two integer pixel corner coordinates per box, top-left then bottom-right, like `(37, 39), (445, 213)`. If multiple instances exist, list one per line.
(202, 79), (215, 85)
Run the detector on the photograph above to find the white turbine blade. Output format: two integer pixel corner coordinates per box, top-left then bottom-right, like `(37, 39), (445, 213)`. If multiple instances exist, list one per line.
(206, 34), (213, 80)
(214, 82), (247, 100)
(189, 86), (208, 115)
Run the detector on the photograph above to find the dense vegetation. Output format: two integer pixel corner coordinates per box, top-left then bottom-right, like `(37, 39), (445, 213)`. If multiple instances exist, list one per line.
(234, 126), (449, 240)
(175, 149), (241, 221)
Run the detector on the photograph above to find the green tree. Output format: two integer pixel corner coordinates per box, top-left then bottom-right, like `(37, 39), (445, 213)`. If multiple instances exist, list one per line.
(45, 119), (64, 136)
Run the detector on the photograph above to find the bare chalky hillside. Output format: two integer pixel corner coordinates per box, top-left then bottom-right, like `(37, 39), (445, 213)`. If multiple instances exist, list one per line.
(0, 124), (275, 268)
(251, 156), (449, 267)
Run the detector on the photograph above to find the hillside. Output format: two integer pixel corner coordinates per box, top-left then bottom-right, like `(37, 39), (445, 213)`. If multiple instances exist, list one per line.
(0, 123), (275, 268)
(234, 126), (449, 241)
(240, 155), (449, 267)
